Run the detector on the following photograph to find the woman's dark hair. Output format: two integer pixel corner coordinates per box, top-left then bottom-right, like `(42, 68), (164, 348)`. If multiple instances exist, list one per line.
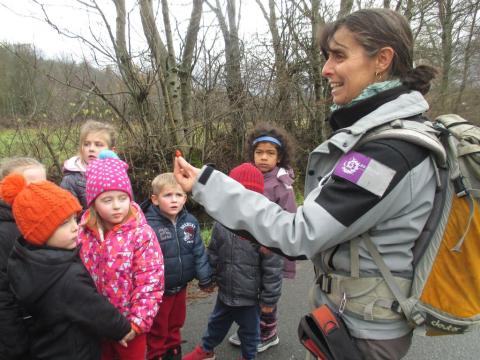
(319, 8), (437, 94)
(245, 122), (295, 169)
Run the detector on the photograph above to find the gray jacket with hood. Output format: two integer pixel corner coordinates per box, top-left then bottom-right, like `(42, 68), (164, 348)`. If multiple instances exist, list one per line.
(188, 88), (436, 340)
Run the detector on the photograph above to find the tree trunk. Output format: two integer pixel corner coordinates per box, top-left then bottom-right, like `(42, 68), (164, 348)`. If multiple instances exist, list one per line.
(113, 0), (153, 144)
(338, 0), (354, 18)
(310, 0), (329, 142)
(438, 0), (454, 110)
(453, 0), (479, 113)
(180, 0), (204, 143)
(208, 0), (245, 160)
(256, 0), (293, 128)
(138, 0), (188, 150)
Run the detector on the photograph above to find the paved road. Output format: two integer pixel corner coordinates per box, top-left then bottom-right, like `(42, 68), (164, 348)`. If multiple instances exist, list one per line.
(182, 261), (479, 359)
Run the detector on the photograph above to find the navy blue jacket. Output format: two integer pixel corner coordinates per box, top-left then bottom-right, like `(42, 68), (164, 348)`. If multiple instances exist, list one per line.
(142, 202), (212, 295)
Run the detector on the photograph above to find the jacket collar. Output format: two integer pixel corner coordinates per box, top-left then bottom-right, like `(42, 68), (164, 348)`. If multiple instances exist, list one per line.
(263, 167), (279, 180)
(328, 86), (410, 131)
(63, 156), (87, 172)
(314, 89), (429, 155)
(264, 166), (295, 186)
(147, 202), (188, 225)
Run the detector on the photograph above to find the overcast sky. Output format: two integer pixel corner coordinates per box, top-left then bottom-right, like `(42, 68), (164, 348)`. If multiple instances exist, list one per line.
(0, 0), (269, 62)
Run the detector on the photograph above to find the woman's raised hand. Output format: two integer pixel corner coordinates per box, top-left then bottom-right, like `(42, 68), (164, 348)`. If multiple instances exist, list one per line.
(173, 156), (201, 193)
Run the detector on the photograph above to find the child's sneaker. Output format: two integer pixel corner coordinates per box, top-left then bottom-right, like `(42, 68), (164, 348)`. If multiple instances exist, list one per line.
(229, 333), (279, 352)
(182, 345), (215, 360)
(257, 335), (279, 352)
(228, 333), (241, 346)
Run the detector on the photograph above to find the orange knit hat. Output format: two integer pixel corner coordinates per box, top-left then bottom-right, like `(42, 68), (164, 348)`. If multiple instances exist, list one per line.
(0, 173), (81, 246)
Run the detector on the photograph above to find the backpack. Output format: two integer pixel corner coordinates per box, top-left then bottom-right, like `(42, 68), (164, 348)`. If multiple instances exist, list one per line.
(360, 114), (480, 336)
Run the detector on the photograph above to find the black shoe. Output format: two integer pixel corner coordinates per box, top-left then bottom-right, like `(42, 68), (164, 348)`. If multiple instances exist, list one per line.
(165, 345), (182, 360)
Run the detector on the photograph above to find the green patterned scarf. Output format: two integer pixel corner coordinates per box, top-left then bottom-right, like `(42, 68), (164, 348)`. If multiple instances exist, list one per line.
(330, 79), (402, 112)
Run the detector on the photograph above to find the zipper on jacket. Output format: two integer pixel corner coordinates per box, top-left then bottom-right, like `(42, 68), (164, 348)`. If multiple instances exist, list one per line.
(173, 221), (183, 284)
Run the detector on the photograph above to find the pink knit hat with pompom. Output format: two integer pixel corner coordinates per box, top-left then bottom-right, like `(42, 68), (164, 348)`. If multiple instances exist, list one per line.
(85, 151), (132, 206)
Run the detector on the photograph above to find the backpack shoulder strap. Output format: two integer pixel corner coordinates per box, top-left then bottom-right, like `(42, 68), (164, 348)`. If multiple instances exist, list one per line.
(358, 119), (447, 167)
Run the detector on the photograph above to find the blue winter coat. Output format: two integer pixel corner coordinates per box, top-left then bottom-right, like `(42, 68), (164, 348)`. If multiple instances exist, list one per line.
(142, 202), (213, 294)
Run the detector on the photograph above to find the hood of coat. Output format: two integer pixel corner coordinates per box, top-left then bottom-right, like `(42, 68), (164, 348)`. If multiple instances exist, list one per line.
(8, 238), (79, 305)
(0, 199), (14, 222)
(63, 156), (86, 173)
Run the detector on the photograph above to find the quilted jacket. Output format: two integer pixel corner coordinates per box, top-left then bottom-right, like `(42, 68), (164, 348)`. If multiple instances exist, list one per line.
(78, 202), (164, 333)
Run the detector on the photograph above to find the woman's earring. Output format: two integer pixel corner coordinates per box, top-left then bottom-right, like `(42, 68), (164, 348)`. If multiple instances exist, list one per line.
(375, 71), (383, 82)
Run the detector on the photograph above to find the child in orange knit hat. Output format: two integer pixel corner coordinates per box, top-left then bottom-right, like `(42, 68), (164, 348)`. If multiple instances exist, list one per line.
(0, 173), (134, 360)
(0, 157), (46, 360)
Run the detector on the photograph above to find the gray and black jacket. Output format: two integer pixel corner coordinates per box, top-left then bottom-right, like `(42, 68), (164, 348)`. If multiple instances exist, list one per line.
(208, 222), (283, 307)
(189, 87), (436, 340)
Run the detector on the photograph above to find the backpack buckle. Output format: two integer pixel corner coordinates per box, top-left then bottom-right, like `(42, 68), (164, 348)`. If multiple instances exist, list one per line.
(453, 176), (468, 197)
(316, 274), (332, 294)
(410, 311), (425, 326)
(391, 300), (402, 314)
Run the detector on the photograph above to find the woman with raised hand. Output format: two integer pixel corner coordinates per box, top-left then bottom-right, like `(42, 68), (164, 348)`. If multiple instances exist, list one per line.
(174, 8), (437, 360)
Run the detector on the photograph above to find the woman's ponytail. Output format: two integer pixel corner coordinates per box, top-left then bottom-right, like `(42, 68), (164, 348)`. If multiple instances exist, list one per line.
(402, 65), (438, 94)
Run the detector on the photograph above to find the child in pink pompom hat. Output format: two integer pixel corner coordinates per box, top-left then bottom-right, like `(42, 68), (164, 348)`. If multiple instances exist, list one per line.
(85, 149), (133, 206)
(78, 150), (165, 360)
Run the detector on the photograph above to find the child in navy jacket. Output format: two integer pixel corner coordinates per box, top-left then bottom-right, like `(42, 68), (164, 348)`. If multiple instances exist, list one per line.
(142, 173), (213, 360)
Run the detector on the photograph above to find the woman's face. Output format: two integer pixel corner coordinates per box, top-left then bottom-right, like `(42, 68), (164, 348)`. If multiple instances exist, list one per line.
(322, 27), (378, 105)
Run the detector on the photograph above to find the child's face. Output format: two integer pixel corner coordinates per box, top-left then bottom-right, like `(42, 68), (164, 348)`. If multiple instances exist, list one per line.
(80, 131), (111, 164)
(254, 142), (280, 173)
(19, 165), (46, 183)
(151, 184), (187, 222)
(46, 215), (78, 249)
(94, 191), (130, 230)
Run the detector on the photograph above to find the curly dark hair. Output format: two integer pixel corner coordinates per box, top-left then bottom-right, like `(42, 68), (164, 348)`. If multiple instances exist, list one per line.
(245, 122), (295, 169)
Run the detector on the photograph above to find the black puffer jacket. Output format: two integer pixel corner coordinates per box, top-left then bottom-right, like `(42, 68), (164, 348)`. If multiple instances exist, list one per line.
(208, 222), (283, 307)
(0, 201), (30, 360)
(8, 239), (131, 360)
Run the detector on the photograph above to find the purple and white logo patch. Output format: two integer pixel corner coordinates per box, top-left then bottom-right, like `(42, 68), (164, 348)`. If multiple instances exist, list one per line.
(333, 151), (396, 197)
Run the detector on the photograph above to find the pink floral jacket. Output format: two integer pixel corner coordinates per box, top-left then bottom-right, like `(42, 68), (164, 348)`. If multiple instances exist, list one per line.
(78, 202), (164, 333)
